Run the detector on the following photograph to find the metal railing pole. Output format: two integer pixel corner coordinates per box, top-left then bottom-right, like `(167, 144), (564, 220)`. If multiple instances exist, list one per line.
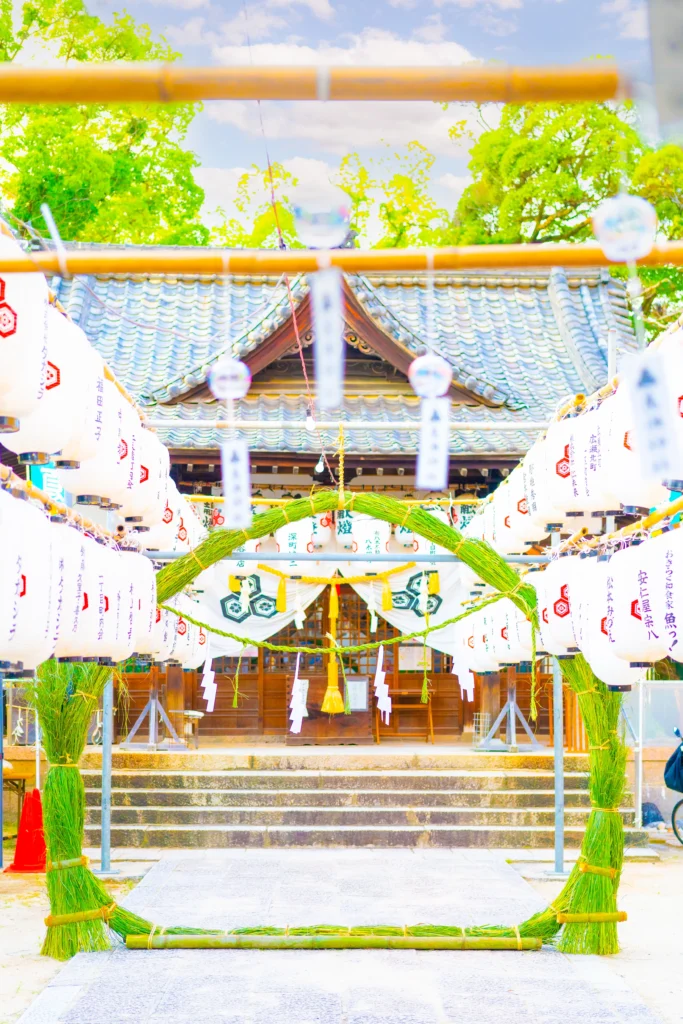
(553, 658), (565, 874)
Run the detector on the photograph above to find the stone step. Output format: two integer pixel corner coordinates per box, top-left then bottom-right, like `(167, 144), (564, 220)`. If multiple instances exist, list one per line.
(81, 750), (590, 772)
(80, 769), (590, 792)
(83, 787), (593, 809)
(85, 805), (635, 828)
(83, 822), (649, 849)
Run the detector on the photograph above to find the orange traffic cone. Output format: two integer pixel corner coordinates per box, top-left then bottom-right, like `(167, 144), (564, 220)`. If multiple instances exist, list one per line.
(4, 788), (46, 872)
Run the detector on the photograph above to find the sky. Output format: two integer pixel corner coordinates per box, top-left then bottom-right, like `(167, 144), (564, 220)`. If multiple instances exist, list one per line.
(85, 0), (653, 231)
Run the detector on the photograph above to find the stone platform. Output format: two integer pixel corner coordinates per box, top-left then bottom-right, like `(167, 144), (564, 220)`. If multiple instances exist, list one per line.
(18, 849), (663, 1024)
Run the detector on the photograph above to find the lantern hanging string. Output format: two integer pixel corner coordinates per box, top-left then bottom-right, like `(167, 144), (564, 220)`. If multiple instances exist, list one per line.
(0, 465), (126, 543)
(160, 588), (507, 656)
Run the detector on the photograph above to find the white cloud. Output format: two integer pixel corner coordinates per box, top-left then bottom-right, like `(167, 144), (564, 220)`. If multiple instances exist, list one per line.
(435, 0), (522, 8)
(413, 14), (448, 43)
(194, 166), (249, 223)
(164, 16), (211, 46)
(600, 0), (648, 40)
(147, 0), (210, 8)
(219, 8), (288, 45)
(211, 27), (474, 66)
(437, 173), (472, 197)
(266, 0), (335, 19)
(207, 28), (482, 156)
(472, 10), (518, 34)
(388, 0), (418, 7)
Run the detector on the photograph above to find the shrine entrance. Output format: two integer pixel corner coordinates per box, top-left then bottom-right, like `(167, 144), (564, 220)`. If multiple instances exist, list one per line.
(187, 587), (465, 744)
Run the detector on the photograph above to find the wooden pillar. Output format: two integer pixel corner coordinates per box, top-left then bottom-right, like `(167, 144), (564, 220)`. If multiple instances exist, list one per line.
(478, 671), (501, 727)
(165, 663), (185, 744)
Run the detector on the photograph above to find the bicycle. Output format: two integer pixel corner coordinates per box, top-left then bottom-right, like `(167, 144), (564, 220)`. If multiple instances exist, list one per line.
(672, 728), (683, 846)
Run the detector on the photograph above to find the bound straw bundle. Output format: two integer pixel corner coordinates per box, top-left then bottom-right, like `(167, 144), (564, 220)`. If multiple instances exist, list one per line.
(26, 661), (218, 960)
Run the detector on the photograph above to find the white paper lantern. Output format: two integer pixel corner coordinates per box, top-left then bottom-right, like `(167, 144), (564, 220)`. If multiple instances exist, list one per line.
(53, 525), (89, 660)
(58, 348), (107, 467)
(523, 440), (564, 530)
(603, 388), (670, 511)
(336, 509), (356, 550)
(607, 542), (669, 665)
(2, 306), (97, 461)
(0, 232), (49, 423)
(465, 606), (500, 673)
(129, 430), (171, 528)
(5, 500), (61, 670)
(497, 467), (548, 550)
(120, 552), (158, 656)
(149, 605), (178, 663)
(308, 511), (333, 551)
(56, 379), (121, 504)
(572, 554), (641, 689)
(569, 406), (621, 513)
(647, 527), (683, 662)
(535, 555), (584, 652)
(346, 514), (392, 559)
(0, 491), (30, 662)
(528, 567), (570, 657)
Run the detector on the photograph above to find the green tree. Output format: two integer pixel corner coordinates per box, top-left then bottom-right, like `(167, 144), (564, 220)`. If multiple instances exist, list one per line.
(211, 163), (301, 249)
(454, 102), (644, 244)
(0, 0), (208, 245)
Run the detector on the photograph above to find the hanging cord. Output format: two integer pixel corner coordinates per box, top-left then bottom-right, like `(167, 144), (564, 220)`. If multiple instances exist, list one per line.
(240, 0), (336, 486)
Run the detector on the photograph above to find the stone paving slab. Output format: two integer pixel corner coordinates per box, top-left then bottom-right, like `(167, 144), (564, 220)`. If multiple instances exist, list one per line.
(17, 850), (663, 1024)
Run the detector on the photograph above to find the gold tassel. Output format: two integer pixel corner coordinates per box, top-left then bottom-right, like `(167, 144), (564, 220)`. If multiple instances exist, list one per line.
(228, 575), (241, 593)
(381, 579), (393, 611)
(321, 654), (345, 714)
(276, 576), (287, 613)
(428, 571), (440, 595)
(329, 583), (339, 620)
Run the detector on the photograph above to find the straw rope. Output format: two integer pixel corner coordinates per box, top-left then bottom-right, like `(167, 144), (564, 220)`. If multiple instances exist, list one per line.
(258, 562), (416, 586)
(45, 904), (116, 927)
(47, 856), (89, 873)
(160, 589), (507, 655)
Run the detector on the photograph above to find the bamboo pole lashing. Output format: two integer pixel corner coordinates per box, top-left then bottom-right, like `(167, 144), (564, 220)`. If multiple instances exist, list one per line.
(2, 241), (683, 276)
(0, 63), (625, 105)
(126, 933), (543, 950)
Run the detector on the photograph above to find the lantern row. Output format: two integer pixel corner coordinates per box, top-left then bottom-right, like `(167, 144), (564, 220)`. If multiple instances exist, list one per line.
(0, 488), (208, 672)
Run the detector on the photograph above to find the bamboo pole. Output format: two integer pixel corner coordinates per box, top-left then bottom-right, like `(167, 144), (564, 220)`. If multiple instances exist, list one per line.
(185, 495), (481, 506)
(0, 63), (624, 105)
(0, 465), (121, 541)
(147, 418), (548, 431)
(2, 241), (683, 276)
(126, 933), (542, 950)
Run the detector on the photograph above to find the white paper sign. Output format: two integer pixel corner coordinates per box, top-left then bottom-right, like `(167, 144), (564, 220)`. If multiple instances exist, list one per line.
(416, 397), (450, 490)
(200, 645), (217, 712)
(649, 0), (683, 137)
(624, 349), (683, 482)
(345, 676), (369, 712)
(220, 438), (253, 529)
(398, 645), (432, 671)
(310, 267), (344, 410)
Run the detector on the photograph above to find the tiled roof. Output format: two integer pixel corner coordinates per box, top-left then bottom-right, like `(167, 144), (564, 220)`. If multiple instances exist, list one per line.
(150, 395), (546, 456)
(350, 268), (635, 416)
(50, 246), (637, 454)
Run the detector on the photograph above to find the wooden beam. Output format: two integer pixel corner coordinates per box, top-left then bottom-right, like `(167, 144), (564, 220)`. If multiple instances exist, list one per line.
(2, 241), (681, 276)
(0, 63), (625, 105)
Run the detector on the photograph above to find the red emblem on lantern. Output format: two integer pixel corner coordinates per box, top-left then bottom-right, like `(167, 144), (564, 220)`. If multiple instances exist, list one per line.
(553, 584), (570, 618)
(139, 465), (149, 484)
(601, 616), (608, 636)
(118, 439), (128, 460)
(623, 431), (632, 451)
(199, 630), (206, 646)
(631, 599), (642, 620)
(162, 505), (173, 524)
(678, 396), (683, 418)
(177, 618), (187, 636)
(82, 592), (89, 611)
(501, 626), (508, 640)
(0, 300), (18, 338)
(467, 636), (474, 649)
(504, 515), (511, 529)
(555, 444), (570, 480)
(45, 361), (61, 390)
(542, 607), (549, 624)
(156, 608), (161, 623)
(19, 574), (26, 598)
(177, 518), (188, 542)
(517, 497), (528, 514)
(212, 508), (225, 527)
